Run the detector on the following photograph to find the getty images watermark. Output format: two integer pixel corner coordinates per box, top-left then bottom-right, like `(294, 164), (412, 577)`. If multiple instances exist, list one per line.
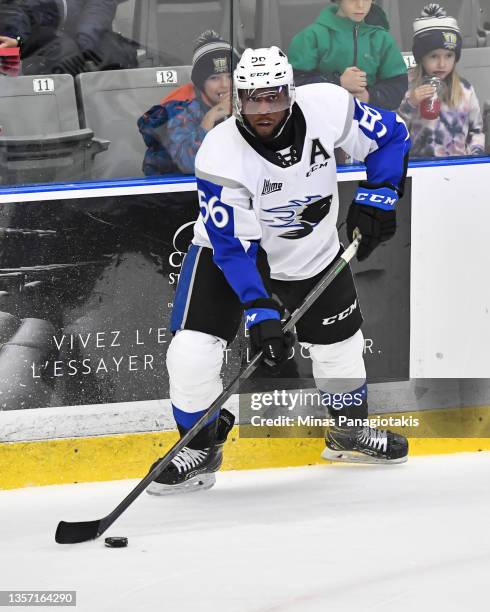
(237, 379), (426, 439)
(238, 378), (490, 439)
(247, 388), (420, 428)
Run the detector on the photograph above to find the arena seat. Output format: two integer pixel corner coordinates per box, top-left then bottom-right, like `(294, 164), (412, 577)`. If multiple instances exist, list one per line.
(385, 0), (485, 52)
(477, 0), (490, 45)
(76, 66), (192, 179)
(238, 0), (256, 45)
(133, 0), (243, 66)
(113, 0), (136, 40)
(0, 74), (108, 186)
(480, 0), (490, 24)
(113, 0), (155, 67)
(458, 46), (490, 108)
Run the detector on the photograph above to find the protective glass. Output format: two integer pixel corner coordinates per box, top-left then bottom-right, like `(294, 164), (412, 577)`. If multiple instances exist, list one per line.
(239, 86), (291, 115)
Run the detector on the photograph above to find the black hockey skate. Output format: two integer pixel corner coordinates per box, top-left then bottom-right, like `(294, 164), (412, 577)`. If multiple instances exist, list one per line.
(322, 423), (408, 464)
(146, 409), (235, 496)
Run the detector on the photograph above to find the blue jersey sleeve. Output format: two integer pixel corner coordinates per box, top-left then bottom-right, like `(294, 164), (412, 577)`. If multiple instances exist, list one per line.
(197, 177), (271, 306)
(339, 97), (411, 211)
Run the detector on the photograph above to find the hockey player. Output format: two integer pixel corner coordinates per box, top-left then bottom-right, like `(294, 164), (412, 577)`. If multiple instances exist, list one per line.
(147, 46), (411, 495)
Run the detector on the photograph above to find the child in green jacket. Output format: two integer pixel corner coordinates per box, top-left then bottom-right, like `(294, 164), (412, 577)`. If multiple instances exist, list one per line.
(288, 0), (408, 110)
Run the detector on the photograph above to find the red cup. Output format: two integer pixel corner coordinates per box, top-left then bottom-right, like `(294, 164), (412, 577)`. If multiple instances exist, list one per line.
(420, 95), (441, 120)
(0, 46), (21, 76)
(0, 47), (20, 56)
(419, 76), (444, 120)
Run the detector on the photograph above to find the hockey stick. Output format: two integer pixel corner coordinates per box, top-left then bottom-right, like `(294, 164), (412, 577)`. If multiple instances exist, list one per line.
(55, 230), (362, 544)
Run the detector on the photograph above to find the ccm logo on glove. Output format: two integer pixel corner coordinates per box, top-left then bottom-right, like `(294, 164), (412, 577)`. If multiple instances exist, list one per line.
(354, 186), (399, 210)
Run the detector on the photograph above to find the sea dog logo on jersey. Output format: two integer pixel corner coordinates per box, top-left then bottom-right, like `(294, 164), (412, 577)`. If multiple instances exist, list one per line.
(262, 194), (333, 239)
(262, 179), (283, 195)
(306, 138), (331, 177)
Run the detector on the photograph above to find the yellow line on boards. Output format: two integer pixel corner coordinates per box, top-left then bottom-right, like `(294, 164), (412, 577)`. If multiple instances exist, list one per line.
(1, 405), (489, 490)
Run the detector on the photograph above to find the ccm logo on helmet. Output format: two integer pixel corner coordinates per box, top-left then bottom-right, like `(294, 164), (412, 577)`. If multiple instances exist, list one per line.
(356, 192), (397, 207)
(251, 72), (270, 77)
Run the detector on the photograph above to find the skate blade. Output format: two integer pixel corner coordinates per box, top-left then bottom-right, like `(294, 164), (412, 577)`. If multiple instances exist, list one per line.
(321, 447), (408, 465)
(146, 472), (216, 496)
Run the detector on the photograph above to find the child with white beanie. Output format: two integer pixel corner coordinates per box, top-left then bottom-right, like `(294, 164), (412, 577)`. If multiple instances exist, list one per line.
(398, 4), (484, 158)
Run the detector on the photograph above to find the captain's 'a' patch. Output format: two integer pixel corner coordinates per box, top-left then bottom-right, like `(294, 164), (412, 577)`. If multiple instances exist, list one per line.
(310, 138), (330, 165)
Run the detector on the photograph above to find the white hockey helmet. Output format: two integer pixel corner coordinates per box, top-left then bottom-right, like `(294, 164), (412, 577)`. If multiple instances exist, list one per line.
(233, 46), (296, 126)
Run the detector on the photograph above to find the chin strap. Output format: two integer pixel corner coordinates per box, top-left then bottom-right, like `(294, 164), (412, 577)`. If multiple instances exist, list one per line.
(268, 108), (293, 140)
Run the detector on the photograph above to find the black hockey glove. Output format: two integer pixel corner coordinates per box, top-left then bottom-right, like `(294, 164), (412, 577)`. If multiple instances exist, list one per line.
(347, 181), (398, 261)
(244, 298), (294, 370)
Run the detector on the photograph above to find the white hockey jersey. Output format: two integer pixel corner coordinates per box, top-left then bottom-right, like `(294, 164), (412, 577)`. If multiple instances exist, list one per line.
(193, 83), (409, 305)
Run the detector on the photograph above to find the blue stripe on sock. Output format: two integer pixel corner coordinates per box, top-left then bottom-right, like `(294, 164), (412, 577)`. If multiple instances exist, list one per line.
(172, 404), (219, 429)
(170, 244), (200, 333)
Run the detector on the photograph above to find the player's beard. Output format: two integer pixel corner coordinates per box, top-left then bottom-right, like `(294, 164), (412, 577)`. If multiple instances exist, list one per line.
(244, 110), (292, 144)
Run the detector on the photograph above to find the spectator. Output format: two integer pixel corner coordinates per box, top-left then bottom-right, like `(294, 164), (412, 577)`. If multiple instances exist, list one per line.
(0, 1), (36, 76)
(0, 4), (22, 76)
(288, 0), (408, 110)
(0, 0), (136, 76)
(398, 4), (484, 158)
(138, 31), (238, 176)
(0, 1), (34, 54)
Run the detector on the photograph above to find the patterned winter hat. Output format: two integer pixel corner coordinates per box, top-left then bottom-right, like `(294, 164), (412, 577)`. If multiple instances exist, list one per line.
(191, 30), (239, 91)
(412, 4), (462, 63)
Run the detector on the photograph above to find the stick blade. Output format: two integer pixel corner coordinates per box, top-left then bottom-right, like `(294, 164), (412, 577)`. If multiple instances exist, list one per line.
(55, 519), (102, 544)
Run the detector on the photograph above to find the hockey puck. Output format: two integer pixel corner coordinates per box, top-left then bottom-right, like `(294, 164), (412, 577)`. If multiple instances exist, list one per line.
(104, 536), (128, 548)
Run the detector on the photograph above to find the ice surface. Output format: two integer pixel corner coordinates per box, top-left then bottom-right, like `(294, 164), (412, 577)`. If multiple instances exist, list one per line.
(1, 452), (489, 611)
